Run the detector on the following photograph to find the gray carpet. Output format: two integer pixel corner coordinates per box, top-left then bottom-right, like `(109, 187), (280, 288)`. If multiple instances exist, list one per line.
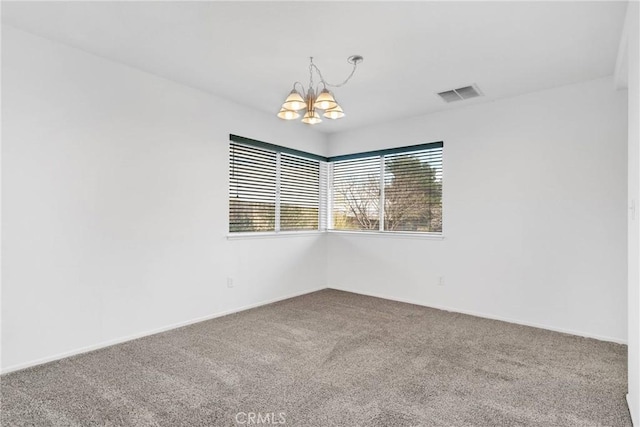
(0, 289), (631, 426)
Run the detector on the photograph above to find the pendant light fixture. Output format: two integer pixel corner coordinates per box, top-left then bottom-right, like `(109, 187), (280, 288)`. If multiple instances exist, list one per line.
(277, 55), (363, 125)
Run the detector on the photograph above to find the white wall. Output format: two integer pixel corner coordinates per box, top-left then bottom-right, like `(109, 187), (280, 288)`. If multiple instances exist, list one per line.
(624, 1), (640, 423)
(327, 76), (628, 343)
(1, 22), (631, 382)
(1, 26), (328, 372)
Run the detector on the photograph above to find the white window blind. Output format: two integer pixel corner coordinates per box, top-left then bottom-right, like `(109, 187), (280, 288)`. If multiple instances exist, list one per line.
(229, 136), (323, 234)
(319, 162), (329, 231)
(331, 156), (381, 231)
(383, 147), (443, 232)
(280, 153), (320, 231)
(229, 142), (277, 232)
(330, 143), (443, 233)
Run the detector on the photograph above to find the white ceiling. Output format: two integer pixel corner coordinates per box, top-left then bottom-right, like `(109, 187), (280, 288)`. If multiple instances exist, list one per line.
(1, 1), (628, 134)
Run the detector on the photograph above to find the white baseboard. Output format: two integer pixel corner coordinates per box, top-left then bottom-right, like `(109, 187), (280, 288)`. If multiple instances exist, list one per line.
(329, 286), (628, 345)
(1, 286), (326, 375)
(628, 393), (638, 426)
(3, 285), (626, 375)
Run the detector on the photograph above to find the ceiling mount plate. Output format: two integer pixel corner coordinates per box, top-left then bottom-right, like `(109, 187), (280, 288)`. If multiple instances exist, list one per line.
(347, 55), (364, 65)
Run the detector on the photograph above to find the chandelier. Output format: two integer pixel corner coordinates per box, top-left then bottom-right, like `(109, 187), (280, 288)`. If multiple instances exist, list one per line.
(277, 55), (364, 125)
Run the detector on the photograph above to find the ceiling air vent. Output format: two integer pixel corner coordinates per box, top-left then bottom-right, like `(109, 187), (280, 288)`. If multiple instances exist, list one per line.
(437, 84), (482, 103)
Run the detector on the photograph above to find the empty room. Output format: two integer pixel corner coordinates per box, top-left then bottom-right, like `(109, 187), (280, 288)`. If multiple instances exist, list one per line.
(1, 1), (639, 426)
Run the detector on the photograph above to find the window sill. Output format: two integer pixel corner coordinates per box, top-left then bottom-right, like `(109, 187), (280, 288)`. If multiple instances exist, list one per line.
(226, 230), (443, 240)
(226, 230), (325, 240)
(326, 230), (444, 240)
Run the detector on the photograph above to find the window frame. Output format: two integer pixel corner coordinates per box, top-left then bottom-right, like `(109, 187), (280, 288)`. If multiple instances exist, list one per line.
(227, 135), (443, 239)
(228, 135), (326, 236)
(328, 141), (443, 236)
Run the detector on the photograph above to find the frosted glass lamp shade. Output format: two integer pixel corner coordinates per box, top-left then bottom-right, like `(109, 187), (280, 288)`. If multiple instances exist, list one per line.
(277, 108), (300, 120)
(314, 89), (338, 110)
(301, 110), (322, 125)
(282, 89), (306, 111)
(323, 105), (345, 119)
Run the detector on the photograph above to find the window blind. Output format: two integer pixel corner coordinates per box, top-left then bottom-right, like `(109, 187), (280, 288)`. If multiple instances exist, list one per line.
(280, 153), (320, 231)
(229, 138), (323, 233)
(229, 142), (277, 232)
(383, 146), (443, 232)
(331, 156), (381, 230)
(229, 135), (442, 235)
(330, 143), (443, 233)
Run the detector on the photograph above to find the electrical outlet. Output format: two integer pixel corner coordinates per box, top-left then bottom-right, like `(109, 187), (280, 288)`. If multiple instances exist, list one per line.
(227, 277), (234, 288)
(437, 276), (444, 286)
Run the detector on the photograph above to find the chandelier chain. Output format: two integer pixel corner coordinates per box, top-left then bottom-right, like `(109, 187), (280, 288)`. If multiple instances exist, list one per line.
(309, 58), (315, 90)
(311, 59), (358, 88)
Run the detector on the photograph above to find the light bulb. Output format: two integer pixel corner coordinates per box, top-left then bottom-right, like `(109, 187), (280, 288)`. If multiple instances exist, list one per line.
(302, 110), (322, 125)
(314, 88), (337, 110)
(277, 108), (300, 120)
(323, 105), (344, 120)
(282, 89), (306, 111)
(290, 101), (304, 110)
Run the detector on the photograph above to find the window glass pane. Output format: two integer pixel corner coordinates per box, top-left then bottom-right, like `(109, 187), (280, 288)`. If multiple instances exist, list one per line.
(384, 147), (442, 232)
(280, 153), (320, 231)
(229, 142), (276, 232)
(332, 156), (381, 230)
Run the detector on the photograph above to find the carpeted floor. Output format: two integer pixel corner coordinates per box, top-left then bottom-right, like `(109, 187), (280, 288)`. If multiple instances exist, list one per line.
(0, 289), (631, 426)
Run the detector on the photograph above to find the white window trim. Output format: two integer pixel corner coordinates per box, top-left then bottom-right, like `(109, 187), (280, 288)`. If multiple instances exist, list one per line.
(275, 152), (281, 233)
(327, 230), (444, 240)
(378, 156), (385, 232)
(226, 230), (325, 240)
(226, 229), (443, 240)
